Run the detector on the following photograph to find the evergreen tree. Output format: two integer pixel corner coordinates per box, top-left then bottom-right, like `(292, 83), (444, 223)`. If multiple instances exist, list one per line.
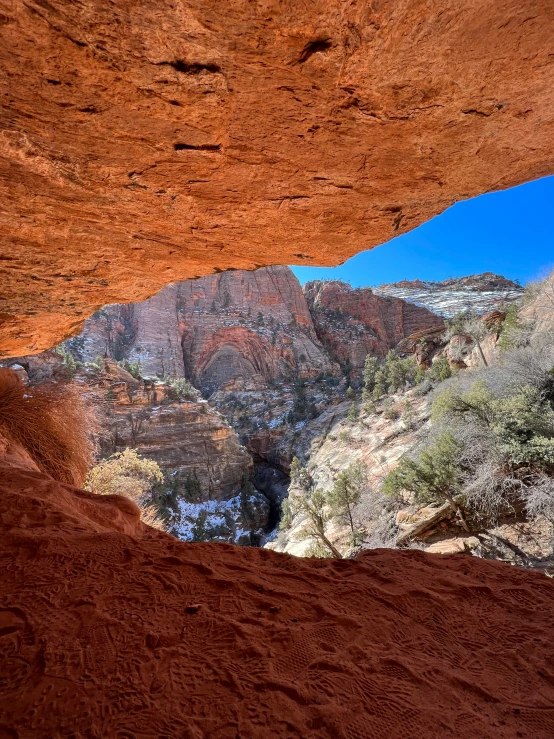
(362, 355), (379, 393)
(347, 402), (358, 422)
(192, 510), (209, 542)
(284, 457), (342, 558)
(328, 461), (367, 532)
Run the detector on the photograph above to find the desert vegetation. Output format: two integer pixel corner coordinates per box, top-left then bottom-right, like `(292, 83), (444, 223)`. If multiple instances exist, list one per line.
(0, 368), (95, 486)
(280, 457), (368, 557)
(85, 448), (167, 529)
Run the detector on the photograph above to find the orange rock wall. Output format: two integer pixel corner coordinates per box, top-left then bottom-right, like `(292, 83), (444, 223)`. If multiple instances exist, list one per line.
(2, 0), (554, 356)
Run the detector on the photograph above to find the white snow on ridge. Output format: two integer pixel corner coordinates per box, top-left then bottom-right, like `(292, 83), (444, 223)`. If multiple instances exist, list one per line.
(373, 287), (523, 318)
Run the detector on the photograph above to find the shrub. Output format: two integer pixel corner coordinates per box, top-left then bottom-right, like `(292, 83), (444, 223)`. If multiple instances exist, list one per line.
(168, 377), (199, 401)
(383, 432), (463, 508)
(84, 448), (166, 529)
(53, 345), (79, 377)
(0, 368), (96, 487)
(497, 303), (528, 352)
(347, 401), (358, 422)
(383, 402), (401, 421)
(85, 448), (163, 499)
(400, 400), (417, 428)
(414, 365), (427, 385)
(433, 379), (554, 470)
(120, 359), (142, 379)
(427, 356), (452, 383)
(362, 398), (377, 414)
(371, 351), (418, 398)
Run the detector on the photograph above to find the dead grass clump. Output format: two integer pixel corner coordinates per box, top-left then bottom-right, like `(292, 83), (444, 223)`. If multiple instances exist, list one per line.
(0, 368), (96, 486)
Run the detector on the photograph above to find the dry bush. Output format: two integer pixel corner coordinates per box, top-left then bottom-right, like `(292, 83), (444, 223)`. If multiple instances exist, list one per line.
(140, 503), (168, 531)
(0, 368), (96, 486)
(85, 448), (167, 530)
(85, 448), (163, 502)
(523, 475), (554, 523)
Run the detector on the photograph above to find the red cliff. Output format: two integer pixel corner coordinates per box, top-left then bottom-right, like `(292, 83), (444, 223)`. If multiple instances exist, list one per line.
(304, 280), (444, 371)
(68, 266), (335, 394)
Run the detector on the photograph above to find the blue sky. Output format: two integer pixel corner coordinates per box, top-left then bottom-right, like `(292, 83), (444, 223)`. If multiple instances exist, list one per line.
(291, 174), (554, 287)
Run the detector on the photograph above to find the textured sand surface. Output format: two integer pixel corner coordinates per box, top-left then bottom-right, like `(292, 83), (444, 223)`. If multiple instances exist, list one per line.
(2, 436), (554, 738)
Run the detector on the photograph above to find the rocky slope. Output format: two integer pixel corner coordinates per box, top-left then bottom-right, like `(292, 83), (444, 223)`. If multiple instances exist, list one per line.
(304, 279), (444, 373)
(3, 425), (554, 737)
(374, 272), (523, 318)
(2, 1), (554, 356)
(271, 372), (554, 564)
(521, 272), (554, 336)
(2, 353), (271, 545)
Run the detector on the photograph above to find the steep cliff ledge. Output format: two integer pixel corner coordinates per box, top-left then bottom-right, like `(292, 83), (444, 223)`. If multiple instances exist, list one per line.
(2, 1), (554, 356)
(304, 280), (444, 372)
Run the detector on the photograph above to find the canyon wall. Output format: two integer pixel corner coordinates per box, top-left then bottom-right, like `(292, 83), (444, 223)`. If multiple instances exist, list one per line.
(304, 280), (444, 371)
(374, 273), (523, 318)
(67, 266), (334, 393)
(88, 363), (252, 503)
(2, 0), (554, 356)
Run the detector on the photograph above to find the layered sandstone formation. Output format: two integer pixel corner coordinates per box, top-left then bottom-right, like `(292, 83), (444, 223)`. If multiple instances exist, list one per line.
(0, 354), (270, 542)
(80, 362), (273, 542)
(374, 273), (523, 318)
(90, 363), (252, 503)
(3, 430), (554, 737)
(304, 280), (444, 371)
(68, 266), (335, 393)
(2, 0), (554, 356)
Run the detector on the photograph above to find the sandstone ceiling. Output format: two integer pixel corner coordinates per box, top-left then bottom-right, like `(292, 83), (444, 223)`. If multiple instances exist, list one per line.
(1, 0), (554, 357)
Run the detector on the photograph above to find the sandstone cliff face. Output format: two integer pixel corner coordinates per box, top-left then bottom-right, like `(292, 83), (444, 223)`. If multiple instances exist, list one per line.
(0, 354), (270, 542)
(2, 0), (554, 357)
(68, 266), (334, 394)
(89, 366), (251, 503)
(304, 280), (444, 372)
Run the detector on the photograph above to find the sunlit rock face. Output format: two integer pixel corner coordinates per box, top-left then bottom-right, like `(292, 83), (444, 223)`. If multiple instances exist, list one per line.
(304, 280), (444, 372)
(2, 0), (554, 356)
(66, 266), (334, 393)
